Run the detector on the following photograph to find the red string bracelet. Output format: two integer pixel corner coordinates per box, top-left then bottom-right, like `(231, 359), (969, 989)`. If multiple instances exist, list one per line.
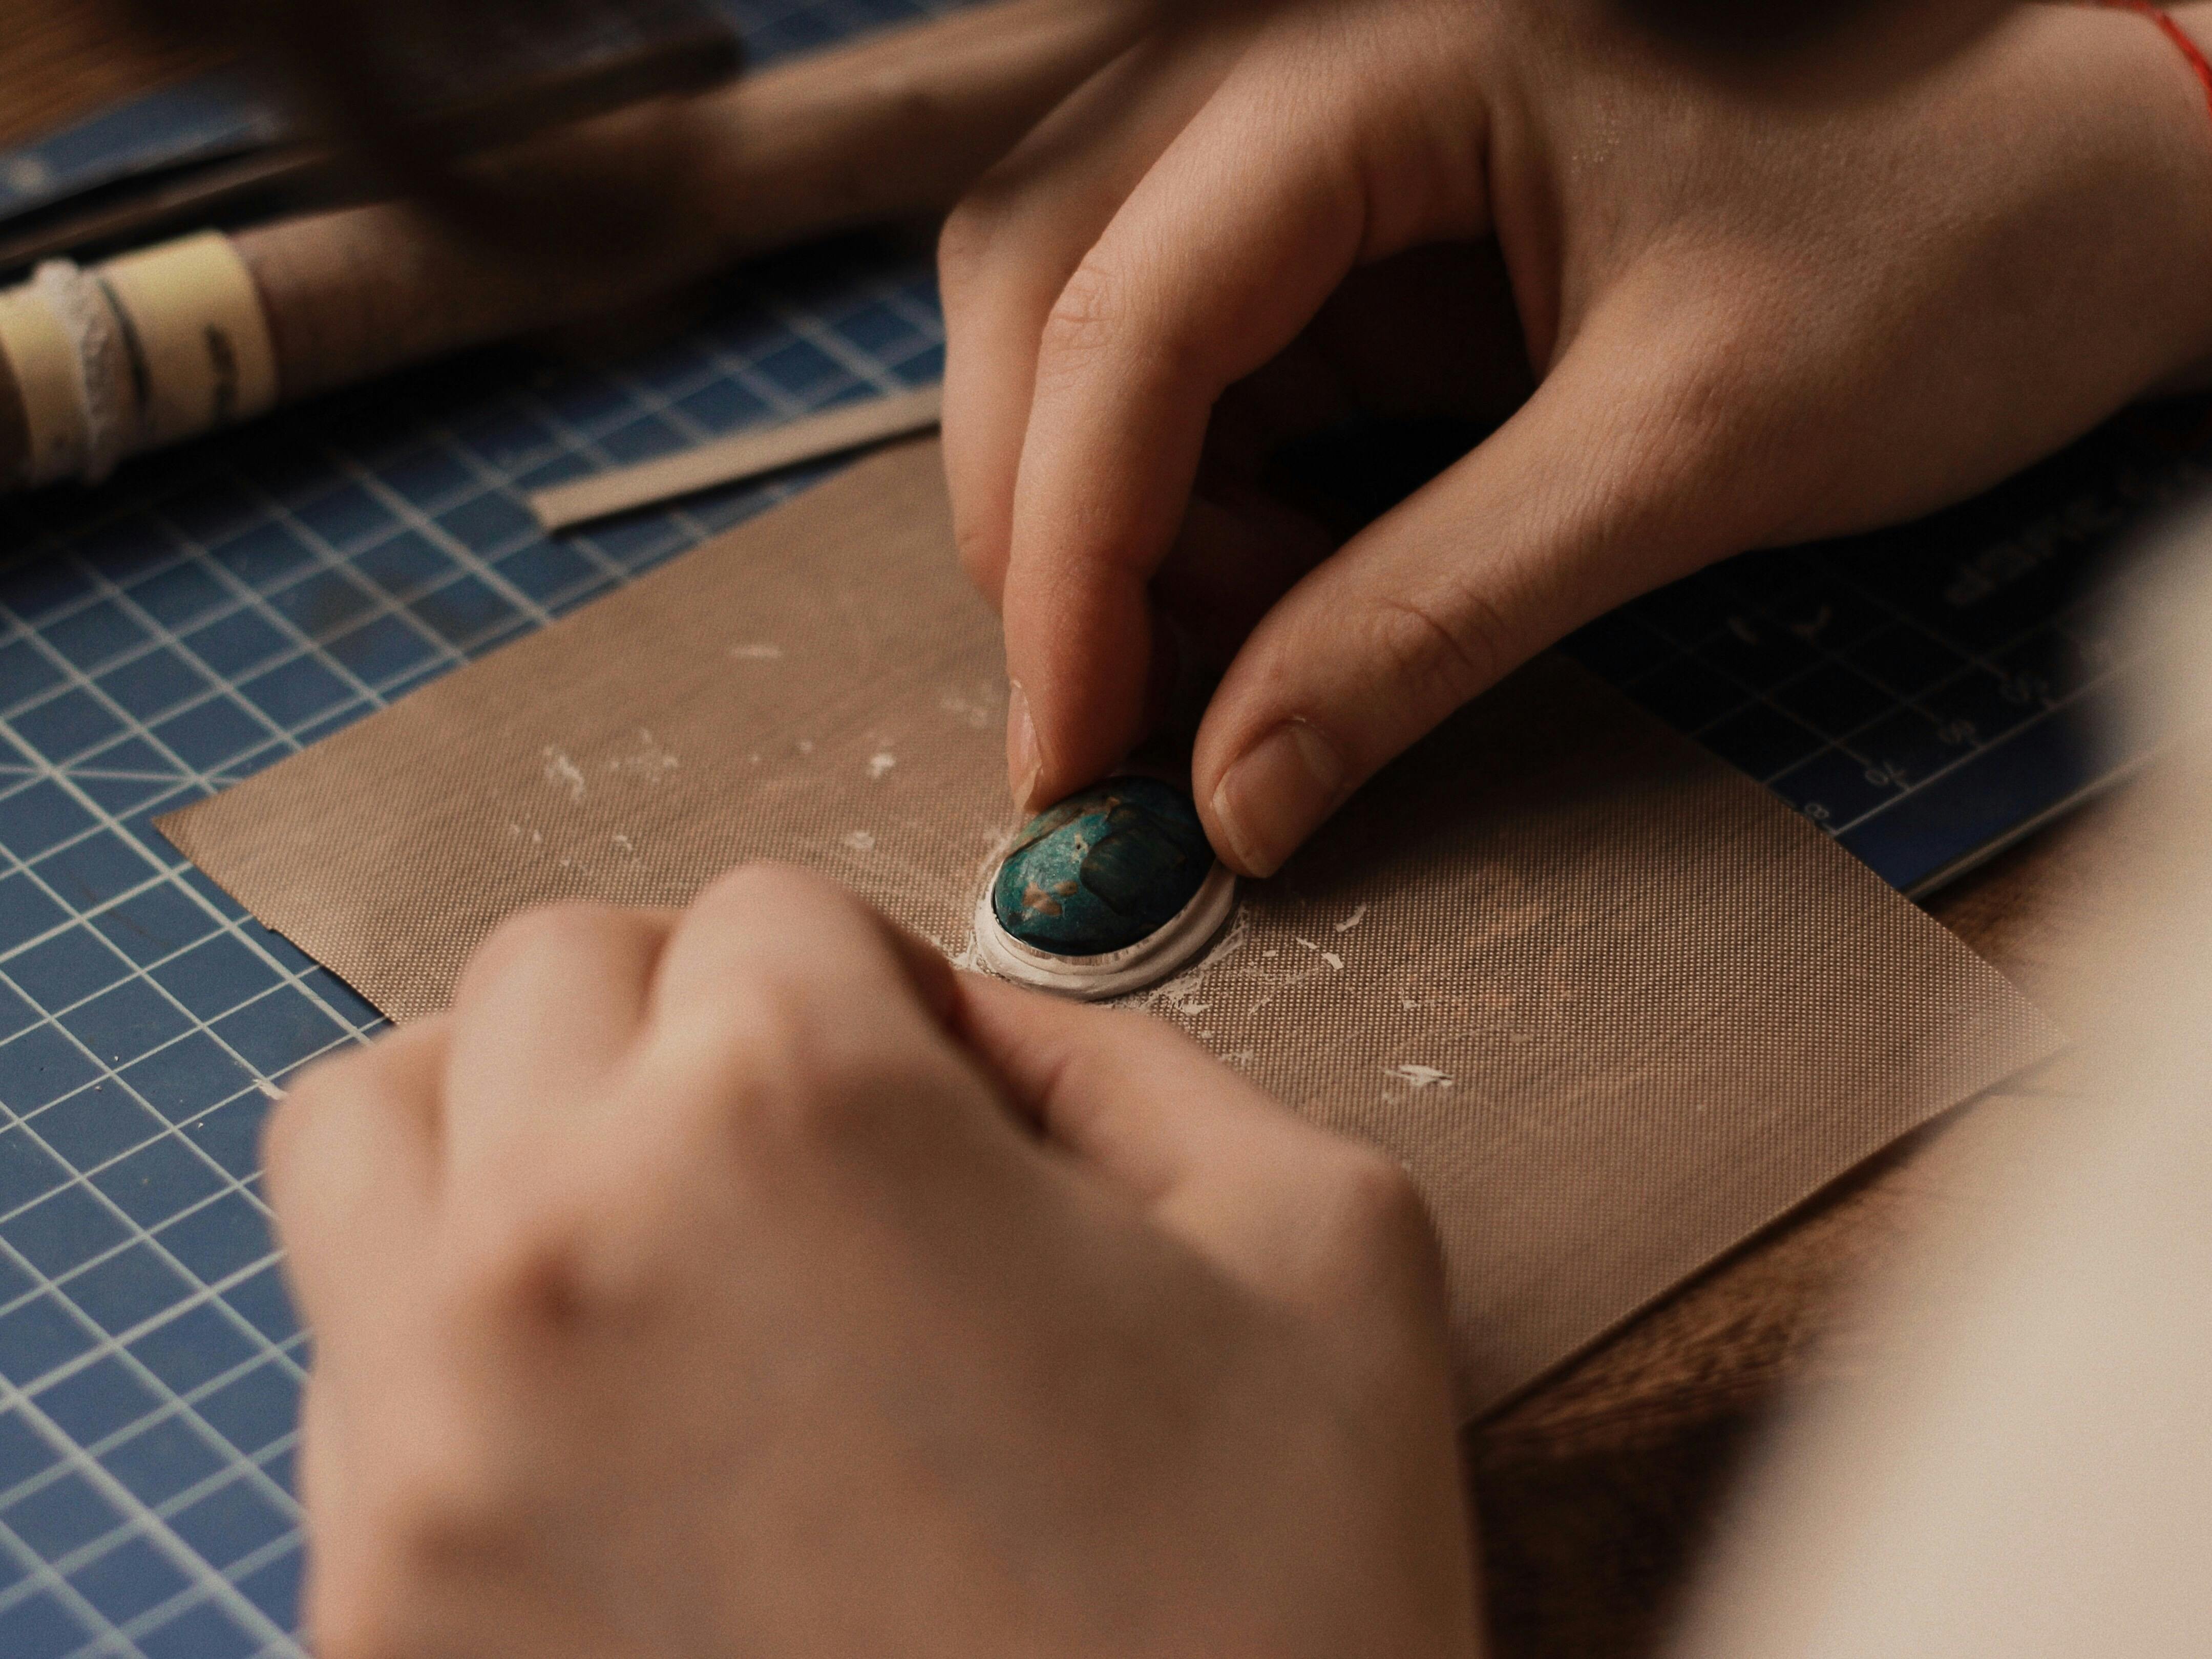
(2100, 0), (2212, 129)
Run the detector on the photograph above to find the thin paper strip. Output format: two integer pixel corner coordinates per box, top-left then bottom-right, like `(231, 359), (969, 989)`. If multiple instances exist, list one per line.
(531, 381), (943, 530)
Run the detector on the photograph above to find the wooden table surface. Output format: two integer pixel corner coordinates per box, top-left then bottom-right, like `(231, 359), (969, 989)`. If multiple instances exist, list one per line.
(0, 6), (2137, 1654)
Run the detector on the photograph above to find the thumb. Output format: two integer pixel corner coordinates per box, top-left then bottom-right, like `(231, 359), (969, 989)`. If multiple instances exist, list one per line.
(1193, 287), (1784, 876)
(953, 973), (1446, 1332)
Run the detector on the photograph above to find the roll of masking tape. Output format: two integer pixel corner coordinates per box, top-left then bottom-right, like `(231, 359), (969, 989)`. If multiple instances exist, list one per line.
(98, 232), (278, 452)
(0, 265), (95, 487)
(0, 232), (277, 488)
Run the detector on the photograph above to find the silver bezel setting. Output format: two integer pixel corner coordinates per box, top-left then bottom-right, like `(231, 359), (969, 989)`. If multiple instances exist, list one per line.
(971, 860), (1237, 1001)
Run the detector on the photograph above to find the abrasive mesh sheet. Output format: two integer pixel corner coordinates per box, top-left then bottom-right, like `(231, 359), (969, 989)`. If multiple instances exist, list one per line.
(159, 438), (2061, 1415)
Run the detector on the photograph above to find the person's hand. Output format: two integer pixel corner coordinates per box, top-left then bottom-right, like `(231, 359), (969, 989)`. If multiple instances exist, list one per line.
(267, 865), (1478, 1659)
(938, 0), (2212, 874)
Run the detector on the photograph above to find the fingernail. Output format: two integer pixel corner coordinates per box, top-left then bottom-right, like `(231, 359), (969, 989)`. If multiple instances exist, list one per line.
(1209, 720), (1347, 878)
(1006, 682), (1043, 809)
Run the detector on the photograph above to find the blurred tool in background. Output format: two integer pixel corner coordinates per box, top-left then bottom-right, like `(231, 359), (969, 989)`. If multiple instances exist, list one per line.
(5, 0), (749, 274)
(0, 0), (1150, 493)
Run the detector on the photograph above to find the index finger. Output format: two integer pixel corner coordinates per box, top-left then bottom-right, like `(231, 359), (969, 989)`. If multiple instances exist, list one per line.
(1001, 25), (1493, 813)
(999, 66), (1374, 811)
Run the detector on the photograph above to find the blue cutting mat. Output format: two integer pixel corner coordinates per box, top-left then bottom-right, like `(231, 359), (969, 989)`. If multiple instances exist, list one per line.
(1, 2), (2209, 1646)
(1566, 396), (2212, 891)
(0, 4), (960, 1652)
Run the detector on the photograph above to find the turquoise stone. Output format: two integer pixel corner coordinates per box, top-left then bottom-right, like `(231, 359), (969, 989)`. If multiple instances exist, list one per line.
(992, 776), (1215, 956)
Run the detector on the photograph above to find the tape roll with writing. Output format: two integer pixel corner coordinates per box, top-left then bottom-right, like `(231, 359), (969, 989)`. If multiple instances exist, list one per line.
(0, 0), (1152, 495)
(0, 233), (278, 489)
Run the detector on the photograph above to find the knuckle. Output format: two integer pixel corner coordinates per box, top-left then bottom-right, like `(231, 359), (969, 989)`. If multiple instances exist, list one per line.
(1593, 321), (1790, 551)
(714, 979), (876, 1153)
(1605, 401), (1723, 540)
(1318, 1147), (1442, 1283)
(310, 1421), (525, 1652)
(953, 509), (1009, 600)
(390, 1485), (514, 1577)
(1039, 258), (1131, 369)
(687, 963), (954, 1175)
(461, 902), (633, 1000)
(733, 1074), (878, 1165)
(311, 1561), (434, 1659)
(1361, 585), (1511, 710)
(310, 1600), (413, 1659)
(694, 859), (842, 920)
(313, 1476), (522, 1659)
(655, 870), (938, 1166)
(259, 1096), (319, 1220)
(266, 1041), (362, 1130)
(451, 1214), (585, 1330)
(260, 1032), (420, 1202)
(1037, 257), (1214, 408)
(936, 195), (1011, 295)
(258, 1075), (319, 1188)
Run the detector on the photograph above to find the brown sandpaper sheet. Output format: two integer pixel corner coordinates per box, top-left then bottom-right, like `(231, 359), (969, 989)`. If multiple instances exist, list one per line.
(159, 439), (2061, 1416)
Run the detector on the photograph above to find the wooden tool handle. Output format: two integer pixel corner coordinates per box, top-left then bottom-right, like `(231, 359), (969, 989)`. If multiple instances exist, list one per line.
(0, 0), (1150, 488)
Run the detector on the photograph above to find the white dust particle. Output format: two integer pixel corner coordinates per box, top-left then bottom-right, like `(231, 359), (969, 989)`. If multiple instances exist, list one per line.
(1386, 1064), (1454, 1090)
(612, 833), (636, 854)
(1262, 948), (1279, 960)
(1334, 904), (1368, 933)
(797, 739), (815, 755)
(844, 830), (877, 852)
(1320, 951), (1344, 971)
(868, 752), (896, 780)
(730, 642), (784, 661)
(608, 729), (679, 781)
(938, 691), (994, 730)
(541, 746), (586, 803)
(1145, 912), (1250, 1016)
(1295, 937), (1318, 951)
